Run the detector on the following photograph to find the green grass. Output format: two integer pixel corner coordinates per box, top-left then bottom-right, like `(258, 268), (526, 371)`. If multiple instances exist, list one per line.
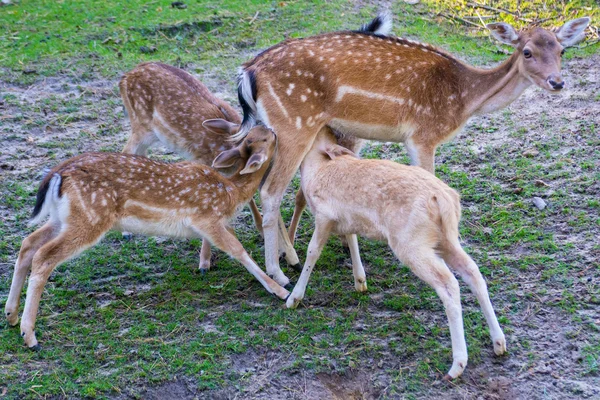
(1, 0), (599, 398)
(2, 1), (596, 85)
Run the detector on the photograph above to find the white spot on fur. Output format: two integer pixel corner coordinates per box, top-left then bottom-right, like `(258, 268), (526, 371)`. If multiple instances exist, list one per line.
(335, 85), (405, 105)
(286, 83), (295, 96)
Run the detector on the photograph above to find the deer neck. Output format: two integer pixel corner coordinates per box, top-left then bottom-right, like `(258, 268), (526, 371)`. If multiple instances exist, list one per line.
(462, 52), (531, 117)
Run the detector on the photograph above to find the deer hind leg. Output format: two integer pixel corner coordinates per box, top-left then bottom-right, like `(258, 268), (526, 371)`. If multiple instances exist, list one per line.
(442, 244), (506, 356)
(20, 226), (109, 349)
(346, 234), (367, 292)
(200, 223), (289, 299)
(394, 245), (468, 379)
(260, 123), (325, 286)
(5, 223), (57, 327)
(286, 217), (334, 309)
(122, 121), (157, 156)
(405, 138), (436, 174)
(288, 188), (307, 246)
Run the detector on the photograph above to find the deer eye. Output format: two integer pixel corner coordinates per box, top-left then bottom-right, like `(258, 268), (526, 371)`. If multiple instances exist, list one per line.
(523, 49), (532, 58)
(560, 49), (565, 56)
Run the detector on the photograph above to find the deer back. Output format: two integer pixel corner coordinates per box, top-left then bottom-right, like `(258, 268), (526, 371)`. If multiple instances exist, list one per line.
(120, 62), (242, 163)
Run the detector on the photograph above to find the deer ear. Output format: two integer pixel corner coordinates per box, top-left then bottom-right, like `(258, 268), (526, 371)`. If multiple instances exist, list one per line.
(203, 119), (240, 135)
(240, 153), (268, 175)
(212, 148), (242, 169)
(323, 145), (357, 160)
(486, 22), (519, 46)
(556, 17), (590, 47)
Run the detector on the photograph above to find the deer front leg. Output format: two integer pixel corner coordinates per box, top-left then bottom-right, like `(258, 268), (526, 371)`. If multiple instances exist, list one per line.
(198, 239), (212, 273)
(286, 218), (334, 309)
(346, 234), (367, 292)
(203, 224), (289, 299)
(288, 188), (307, 246)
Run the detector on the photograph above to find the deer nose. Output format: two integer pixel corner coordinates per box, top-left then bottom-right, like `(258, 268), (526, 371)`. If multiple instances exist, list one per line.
(547, 76), (564, 91)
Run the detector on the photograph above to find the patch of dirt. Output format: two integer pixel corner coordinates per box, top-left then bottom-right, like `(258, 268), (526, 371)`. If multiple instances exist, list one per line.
(205, 349), (383, 400)
(123, 378), (198, 400)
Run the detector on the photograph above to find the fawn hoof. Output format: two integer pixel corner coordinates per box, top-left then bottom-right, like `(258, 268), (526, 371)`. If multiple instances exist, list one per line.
(267, 272), (290, 287)
(494, 336), (507, 356)
(284, 281), (296, 291)
(199, 268), (208, 276)
(6, 312), (19, 327)
(122, 232), (133, 241)
(354, 280), (368, 293)
(445, 358), (467, 380)
(291, 263), (302, 273)
(286, 294), (302, 309)
(29, 344), (42, 352)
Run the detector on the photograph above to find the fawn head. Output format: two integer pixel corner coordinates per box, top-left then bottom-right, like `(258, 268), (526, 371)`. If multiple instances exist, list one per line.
(487, 17), (590, 92)
(209, 120), (277, 175)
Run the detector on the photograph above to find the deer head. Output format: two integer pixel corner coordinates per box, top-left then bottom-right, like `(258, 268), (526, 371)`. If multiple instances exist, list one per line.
(487, 17), (590, 92)
(211, 122), (277, 176)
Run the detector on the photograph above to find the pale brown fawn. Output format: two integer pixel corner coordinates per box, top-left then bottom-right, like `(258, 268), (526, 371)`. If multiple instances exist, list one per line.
(234, 14), (590, 287)
(286, 127), (506, 379)
(120, 62), (264, 271)
(288, 131), (365, 245)
(5, 125), (289, 350)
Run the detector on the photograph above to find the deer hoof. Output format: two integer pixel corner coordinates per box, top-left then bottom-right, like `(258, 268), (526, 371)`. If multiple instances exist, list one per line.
(291, 263), (302, 273)
(29, 344), (41, 352)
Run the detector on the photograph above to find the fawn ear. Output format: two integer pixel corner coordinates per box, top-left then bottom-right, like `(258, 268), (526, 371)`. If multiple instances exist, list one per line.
(323, 144), (358, 160)
(203, 119), (240, 135)
(213, 148), (242, 169)
(240, 153), (268, 175)
(556, 17), (590, 47)
(486, 22), (519, 46)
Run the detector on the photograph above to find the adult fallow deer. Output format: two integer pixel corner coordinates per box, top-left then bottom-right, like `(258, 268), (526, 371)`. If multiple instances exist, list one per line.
(235, 14), (590, 286)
